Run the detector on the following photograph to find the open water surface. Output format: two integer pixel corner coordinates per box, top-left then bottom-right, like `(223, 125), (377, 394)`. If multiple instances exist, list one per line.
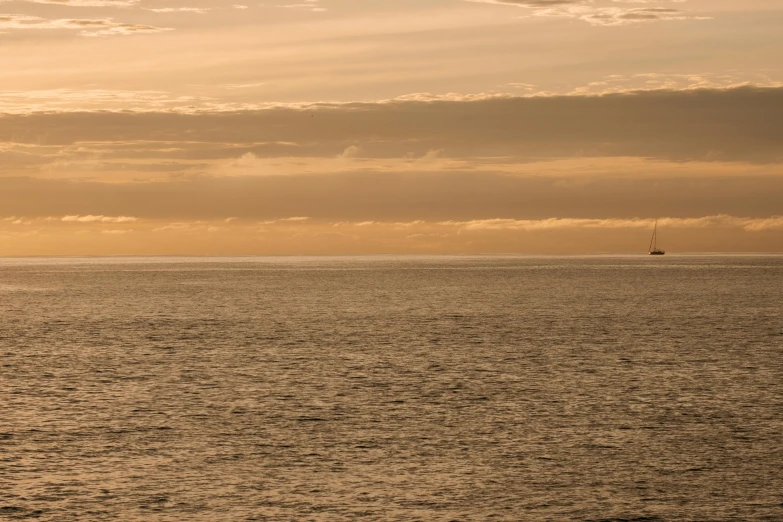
(1, 255), (782, 521)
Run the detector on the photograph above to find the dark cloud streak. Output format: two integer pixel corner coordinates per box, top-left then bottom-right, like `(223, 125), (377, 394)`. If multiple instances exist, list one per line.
(3, 172), (783, 222)
(2, 87), (781, 163)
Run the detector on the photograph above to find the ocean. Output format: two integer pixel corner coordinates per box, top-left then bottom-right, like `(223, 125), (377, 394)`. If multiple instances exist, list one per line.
(1, 255), (782, 521)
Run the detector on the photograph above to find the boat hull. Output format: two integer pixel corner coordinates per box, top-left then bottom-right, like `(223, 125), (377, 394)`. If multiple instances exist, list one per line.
(649, 251), (666, 255)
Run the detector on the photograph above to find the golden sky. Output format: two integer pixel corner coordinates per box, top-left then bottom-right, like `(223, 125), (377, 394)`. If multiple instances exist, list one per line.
(1, 0), (782, 254)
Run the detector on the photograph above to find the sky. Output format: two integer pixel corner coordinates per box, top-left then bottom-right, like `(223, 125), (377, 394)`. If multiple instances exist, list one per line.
(1, 0), (782, 255)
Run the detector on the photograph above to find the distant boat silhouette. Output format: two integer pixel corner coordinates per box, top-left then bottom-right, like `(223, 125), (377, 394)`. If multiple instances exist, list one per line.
(648, 220), (665, 255)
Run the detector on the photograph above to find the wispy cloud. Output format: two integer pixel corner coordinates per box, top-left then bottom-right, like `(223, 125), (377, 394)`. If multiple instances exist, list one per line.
(148, 7), (210, 14)
(220, 82), (267, 90)
(275, 0), (325, 12)
(62, 215), (138, 223)
(567, 72), (783, 95)
(4, 214), (783, 255)
(10, 215), (783, 233)
(0, 13), (171, 36)
(464, 0), (709, 26)
(533, 5), (709, 26)
(13, 0), (140, 6)
(439, 215), (783, 232)
(0, 88), (207, 112)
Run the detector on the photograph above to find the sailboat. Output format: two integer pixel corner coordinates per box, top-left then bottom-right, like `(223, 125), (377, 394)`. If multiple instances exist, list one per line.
(648, 220), (665, 255)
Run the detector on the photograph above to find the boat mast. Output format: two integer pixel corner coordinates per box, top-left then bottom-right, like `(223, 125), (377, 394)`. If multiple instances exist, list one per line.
(649, 220), (657, 252)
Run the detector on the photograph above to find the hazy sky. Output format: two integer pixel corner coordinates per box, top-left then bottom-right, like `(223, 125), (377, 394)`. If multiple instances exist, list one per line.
(1, 0), (782, 254)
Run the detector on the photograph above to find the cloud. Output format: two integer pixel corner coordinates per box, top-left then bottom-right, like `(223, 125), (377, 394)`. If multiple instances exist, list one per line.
(339, 145), (360, 158)
(0, 88), (209, 113)
(27, 215), (783, 234)
(568, 72), (783, 96)
(258, 216), (310, 225)
(220, 83), (266, 90)
(0, 13), (171, 36)
(2, 71), (778, 114)
(62, 215), (138, 223)
(5, 214), (783, 255)
(464, 0), (709, 26)
(148, 7), (209, 13)
(440, 215), (783, 232)
(330, 215), (783, 233)
(277, 0), (325, 12)
(3, 217), (33, 225)
(3, 166), (783, 225)
(467, 0), (582, 6)
(14, 0), (140, 6)
(533, 5), (709, 26)
(2, 86), (780, 164)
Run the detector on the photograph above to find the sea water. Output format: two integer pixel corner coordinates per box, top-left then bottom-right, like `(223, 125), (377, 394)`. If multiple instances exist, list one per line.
(1, 255), (782, 521)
